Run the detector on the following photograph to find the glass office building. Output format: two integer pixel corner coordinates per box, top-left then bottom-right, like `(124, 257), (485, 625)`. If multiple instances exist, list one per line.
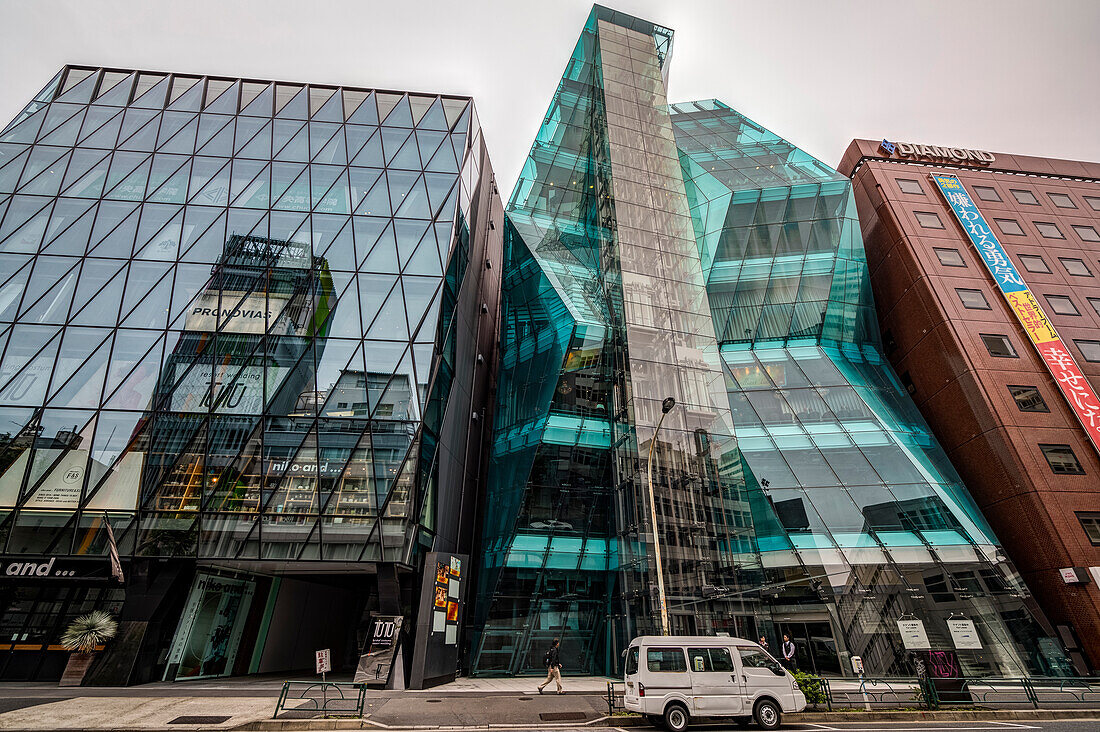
(472, 6), (1066, 678)
(0, 66), (502, 681)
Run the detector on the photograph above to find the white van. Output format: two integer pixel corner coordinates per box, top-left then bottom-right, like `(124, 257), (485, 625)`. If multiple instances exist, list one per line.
(623, 636), (806, 731)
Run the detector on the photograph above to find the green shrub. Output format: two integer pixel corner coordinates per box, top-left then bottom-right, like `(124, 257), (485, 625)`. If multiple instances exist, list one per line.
(793, 671), (827, 705)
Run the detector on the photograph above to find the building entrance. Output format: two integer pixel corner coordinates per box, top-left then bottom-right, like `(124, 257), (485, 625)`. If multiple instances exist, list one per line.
(776, 620), (841, 676)
(163, 573), (255, 681)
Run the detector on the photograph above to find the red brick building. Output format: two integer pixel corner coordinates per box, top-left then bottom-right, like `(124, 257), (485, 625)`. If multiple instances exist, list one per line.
(840, 140), (1100, 672)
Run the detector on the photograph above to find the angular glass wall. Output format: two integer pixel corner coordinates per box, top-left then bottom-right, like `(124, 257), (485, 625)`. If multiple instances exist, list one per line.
(673, 100), (1067, 677)
(473, 8), (771, 676)
(0, 66), (489, 568)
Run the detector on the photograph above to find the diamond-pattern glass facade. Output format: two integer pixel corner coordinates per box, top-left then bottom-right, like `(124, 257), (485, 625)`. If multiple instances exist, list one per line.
(0, 66), (496, 570)
(472, 8), (1067, 679)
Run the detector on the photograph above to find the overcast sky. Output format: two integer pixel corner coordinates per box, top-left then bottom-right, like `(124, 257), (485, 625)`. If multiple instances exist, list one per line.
(1, 0), (1097, 193)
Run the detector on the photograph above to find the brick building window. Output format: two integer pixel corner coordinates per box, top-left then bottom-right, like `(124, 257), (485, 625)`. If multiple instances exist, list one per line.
(1088, 297), (1100, 317)
(1060, 258), (1093, 277)
(994, 218), (1024, 236)
(1008, 385), (1049, 413)
(1011, 189), (1039, 205)
(1047, 192), (1076, 209)
(1072, 224), (1100, 243)
(956, 288), (991, 310)
(1039, 444), (1085, 475)
(1044, 295), (1080, 316)
(1018, 254), (1051, 273)
(897, 178), (924, 195)
(1074, 339), (1100, 362)
(915, 211), (943, 229)
(1077, 513), (1100, 545)
(1085, 196), (1100, 212)
(980, 334), (1017, 358)
(1036, 221), (1064, 239)
(934, 248), (966, 267)
(973, 185), (1001, 202)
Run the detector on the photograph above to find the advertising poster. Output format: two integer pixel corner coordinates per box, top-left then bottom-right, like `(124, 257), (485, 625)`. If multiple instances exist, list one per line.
(897, 618), (931, 649)
(433, 586), (446, 608)
(446, 601), (459, 622)
(409, 551), (468, 688)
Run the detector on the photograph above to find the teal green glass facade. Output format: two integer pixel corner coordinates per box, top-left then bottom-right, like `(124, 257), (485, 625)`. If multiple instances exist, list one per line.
(473, 6), (1066, 678)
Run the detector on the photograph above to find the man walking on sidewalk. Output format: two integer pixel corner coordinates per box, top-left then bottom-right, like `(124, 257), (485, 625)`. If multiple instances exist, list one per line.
(537, 638), (564, 695)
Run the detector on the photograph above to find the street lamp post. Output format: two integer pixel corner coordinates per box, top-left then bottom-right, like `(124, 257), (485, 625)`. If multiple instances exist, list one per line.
(646, 396), (676, 636)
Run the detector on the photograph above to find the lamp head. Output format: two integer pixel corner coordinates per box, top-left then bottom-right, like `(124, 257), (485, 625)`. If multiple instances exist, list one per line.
(661, 397), (676, 414)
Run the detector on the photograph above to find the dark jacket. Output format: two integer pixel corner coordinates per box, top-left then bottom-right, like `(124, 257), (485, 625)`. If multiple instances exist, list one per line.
(547, 645), (561, 668)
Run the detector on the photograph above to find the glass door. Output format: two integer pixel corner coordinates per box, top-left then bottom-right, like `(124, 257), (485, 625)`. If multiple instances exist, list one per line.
(164, 573), (255, 680)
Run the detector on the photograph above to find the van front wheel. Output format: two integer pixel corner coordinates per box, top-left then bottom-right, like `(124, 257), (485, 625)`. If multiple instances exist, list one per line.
(663, 703), (689, 732)
(753, 698), (782, 730)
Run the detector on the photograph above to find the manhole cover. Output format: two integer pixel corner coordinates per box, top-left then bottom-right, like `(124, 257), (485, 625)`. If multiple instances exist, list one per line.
(168, 716), (232, 724)
(518, 697), (533, 702)
(426, 699), (443, 703)
(540, 712), (587, 721)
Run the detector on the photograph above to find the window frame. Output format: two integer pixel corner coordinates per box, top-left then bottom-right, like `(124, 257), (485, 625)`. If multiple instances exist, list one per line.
(1087, 297), (1100, 318)
(1035, 221), (1065, 239)
(956, 288), (991, 310)
(973, 185), (1001, 202)
(647, 647), (687, 673)
(980, 333), (1018, 358)
(1060, 257), (1093, 277)
(1047, 192), (1076, 209)
(1039, 444), (1086, 476)
(914, 211), (944, 229)
(1071, 224), (1100, 243)
(1074, 339), (1100, 363)
(1007, 385), (1050, 413)
(934, 247), (967, 268)
(1044, 294), (1080, 316)
(994, 218), (1025, 236)
(1017, 254), (1051, 274)
(687, 646), (735, 673)
(1010, 189), (1040, 206)
(1083, 195), (1100, 212)
(897, 178), (925, 195)
(1076, 512), (1100, 546)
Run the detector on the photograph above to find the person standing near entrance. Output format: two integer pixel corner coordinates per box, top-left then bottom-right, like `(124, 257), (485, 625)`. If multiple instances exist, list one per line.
(781, 634), (797, 671)
(538, 637), (564, 694)
(759, 635), (769, 652)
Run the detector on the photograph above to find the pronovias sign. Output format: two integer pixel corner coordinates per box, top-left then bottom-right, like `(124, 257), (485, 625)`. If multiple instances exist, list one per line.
(879, 139), (995, 165)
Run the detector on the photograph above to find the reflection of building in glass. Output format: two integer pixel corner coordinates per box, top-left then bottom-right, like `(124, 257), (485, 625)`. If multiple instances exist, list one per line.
(472, 6), (1067, 679)
(0, 65), (502, 683)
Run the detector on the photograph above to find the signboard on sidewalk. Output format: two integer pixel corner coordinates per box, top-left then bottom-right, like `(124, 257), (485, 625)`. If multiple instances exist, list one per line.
(315, 648), (331, 674)
(352, 615), (402, 686)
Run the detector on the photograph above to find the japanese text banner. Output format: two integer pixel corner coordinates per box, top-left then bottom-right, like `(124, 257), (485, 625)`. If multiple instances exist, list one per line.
(931, 173), (1100, 454)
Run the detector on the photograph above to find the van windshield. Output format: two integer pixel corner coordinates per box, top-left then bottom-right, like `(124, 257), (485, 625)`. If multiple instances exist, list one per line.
(625, 646), (639, 676)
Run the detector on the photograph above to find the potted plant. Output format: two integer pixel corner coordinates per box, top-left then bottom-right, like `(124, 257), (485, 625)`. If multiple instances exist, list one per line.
(59, 610), (117, 687)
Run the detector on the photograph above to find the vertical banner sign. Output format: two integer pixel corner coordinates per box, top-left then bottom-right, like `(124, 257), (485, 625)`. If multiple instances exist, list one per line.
(353, 615), (402, 686)
(931, 173), (1100, 455)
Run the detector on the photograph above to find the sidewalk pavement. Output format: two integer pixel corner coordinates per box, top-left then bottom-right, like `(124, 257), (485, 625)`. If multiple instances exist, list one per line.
(0, 674), (1097, 731)
(0, 675), (616, 730)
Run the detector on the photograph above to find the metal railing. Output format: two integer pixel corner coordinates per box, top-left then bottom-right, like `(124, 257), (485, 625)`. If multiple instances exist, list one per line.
(606, 676), (1100, 714)
(273, 681), (367, 718)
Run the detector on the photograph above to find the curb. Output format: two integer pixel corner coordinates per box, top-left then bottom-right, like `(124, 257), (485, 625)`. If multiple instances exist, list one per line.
(226, 708), (1100, 731)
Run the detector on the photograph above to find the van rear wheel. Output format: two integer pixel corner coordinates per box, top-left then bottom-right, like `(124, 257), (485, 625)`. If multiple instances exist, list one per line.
(753, 698), (782, 730)
(663, 703), (689, 732)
